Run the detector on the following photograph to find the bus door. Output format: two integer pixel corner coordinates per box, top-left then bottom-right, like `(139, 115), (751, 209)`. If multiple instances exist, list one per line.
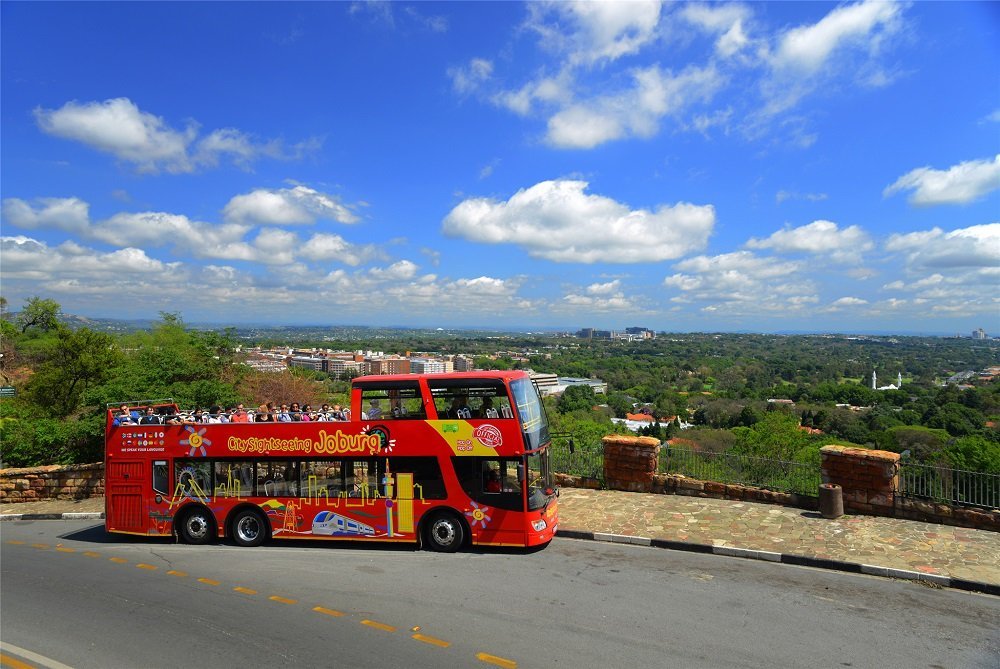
(453, 457), (525, 545)
(107, 459), (147, 533)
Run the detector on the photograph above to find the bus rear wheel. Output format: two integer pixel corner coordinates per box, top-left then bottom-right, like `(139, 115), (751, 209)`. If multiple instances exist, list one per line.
(231, 508), (268, 548)
(423, 511), (465, 553)
(178, 507), (215, 545)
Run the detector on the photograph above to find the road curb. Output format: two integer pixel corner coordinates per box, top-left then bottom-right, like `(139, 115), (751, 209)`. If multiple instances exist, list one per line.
(0, 512), (105, 521)
(556, 528), (999, 597)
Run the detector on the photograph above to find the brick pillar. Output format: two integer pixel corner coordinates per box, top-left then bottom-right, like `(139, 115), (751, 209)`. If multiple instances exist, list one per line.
(820, 445), (899, 516)
(603, 435), (660, 493)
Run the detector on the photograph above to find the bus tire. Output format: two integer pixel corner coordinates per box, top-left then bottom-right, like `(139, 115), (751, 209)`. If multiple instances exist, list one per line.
(423, 511), (465, 553)
(231, 508), (268, 548)
(177, 506), (215, 545)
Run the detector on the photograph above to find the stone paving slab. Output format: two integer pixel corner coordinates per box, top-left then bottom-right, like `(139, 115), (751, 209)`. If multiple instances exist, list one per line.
(557, 488), (1000, 586)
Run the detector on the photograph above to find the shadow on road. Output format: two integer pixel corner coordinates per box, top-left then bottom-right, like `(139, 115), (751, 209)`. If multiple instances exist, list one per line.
(54, 522), (552, 556)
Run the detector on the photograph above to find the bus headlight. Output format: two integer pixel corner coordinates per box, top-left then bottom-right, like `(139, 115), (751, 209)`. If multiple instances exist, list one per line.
(532, 519), (547, 531)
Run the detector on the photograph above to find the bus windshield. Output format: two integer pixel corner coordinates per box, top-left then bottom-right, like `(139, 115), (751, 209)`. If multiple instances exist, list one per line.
(510, 378), (549, 452)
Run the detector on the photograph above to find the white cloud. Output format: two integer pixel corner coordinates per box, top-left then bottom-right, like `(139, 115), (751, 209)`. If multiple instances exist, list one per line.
(223, 185), (360, 225)
(663, 251), (814, 313)
(442, 179), (715, 263)
(2, 197), (90, 233)
(299, 233), (380, 266)
(1, 235), (181, 283)
(772, 1), (901, 74)
(448, 58), (493, 95)
(828, 296), (868, 308)
(885, 223), (1000, 269)
(775, 190), (828, 204)
(759, 1), (904, 117)
(746, 220), (873, 263)
(546, 64), (723, 148)
(90, 211), (253, 260)
(34, 98), (318, 174)
(526, 0), (663, 66)
(680, 3), (753, 58)
(883, 155), (1000, 206)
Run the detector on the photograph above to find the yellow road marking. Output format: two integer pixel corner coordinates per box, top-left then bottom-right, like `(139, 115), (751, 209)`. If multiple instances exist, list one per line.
(83, 551), (101, 558)
(30, 544), (49, 550)
(167, 570), (187, 577)
(6, 540), (26, 545)
(197, 578), (220, 586)
(0, 652), (35, 669)
(136, 563), (157, 571)
(477, 652), (518, 669)
(56, 547), (76, 553)
(109, 557), (128, 564)
(313, 606), (344, 617)
(413, 633), (451, 648)
(234, 587), (257, 595)
(361, 619), (396, 633)
(269, 595), (297, 605)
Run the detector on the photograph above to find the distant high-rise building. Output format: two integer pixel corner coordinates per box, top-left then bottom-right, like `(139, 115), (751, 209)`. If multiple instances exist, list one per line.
(973, 328), (988, 340)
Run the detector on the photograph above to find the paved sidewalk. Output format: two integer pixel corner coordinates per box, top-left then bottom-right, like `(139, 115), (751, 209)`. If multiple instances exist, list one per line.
(557, 488), (1000, 590)
(3, 491), (998, 592)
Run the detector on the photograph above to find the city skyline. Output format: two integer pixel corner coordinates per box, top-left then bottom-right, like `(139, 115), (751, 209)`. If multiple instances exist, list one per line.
(2, 2), (998, 334)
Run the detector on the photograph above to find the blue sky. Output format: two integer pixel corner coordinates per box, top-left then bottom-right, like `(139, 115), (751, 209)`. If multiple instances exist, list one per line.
(2, 1), (998, 334)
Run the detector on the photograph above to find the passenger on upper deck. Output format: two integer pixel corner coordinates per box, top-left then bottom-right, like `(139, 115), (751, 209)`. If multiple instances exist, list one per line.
(113, 404), (136, 426)
(139, 407), (161, 425)
(366, 399), (382, 420)
(447, 395), (471, 419)
(230, 404), (249, 423)
(256, 403), (275, 423)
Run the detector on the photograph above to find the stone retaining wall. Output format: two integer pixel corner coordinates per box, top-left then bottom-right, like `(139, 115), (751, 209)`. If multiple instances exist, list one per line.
(0, 463), (104, 502)
(557, 436), (998, 532)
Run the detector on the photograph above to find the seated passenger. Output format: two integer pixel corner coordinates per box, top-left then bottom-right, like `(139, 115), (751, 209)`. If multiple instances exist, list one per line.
(366, 399), (382, 420)
(230, 404), (249, 423)
(290, 402), (302, 421)
(300, 404), (313, 421)
(331, 404), (347, 421)
(478, 397), (498, 418)
(277, 404), (292, 422)
(485, 469), (501, 493)
(447, 395), (471, 419)
(391, 399), (408, 418)
(139, 407), (161, 425)
(255, 403), (275, 423)
(113, 404), (135, 426)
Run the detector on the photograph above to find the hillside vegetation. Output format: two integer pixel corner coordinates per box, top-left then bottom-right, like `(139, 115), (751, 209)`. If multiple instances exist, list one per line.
(1, 297), (997, 474)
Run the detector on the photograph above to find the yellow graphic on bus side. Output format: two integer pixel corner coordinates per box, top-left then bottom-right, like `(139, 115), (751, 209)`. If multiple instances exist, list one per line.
(428, 421), (500, 456)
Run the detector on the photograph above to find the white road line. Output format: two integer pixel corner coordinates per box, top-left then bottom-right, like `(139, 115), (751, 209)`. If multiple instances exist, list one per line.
(0, 642), (75, 669)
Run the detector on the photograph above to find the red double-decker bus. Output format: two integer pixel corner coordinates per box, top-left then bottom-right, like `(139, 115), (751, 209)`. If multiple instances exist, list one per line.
(104, 371), (558, 551)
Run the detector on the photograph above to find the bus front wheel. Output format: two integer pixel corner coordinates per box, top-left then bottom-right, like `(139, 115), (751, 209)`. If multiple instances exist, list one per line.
(423, 511), (465, 553)
(178, 507), (215, 545)
(231, 508), (268, 548)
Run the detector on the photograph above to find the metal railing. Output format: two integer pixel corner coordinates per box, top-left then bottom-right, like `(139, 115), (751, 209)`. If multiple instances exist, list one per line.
(898, 462), (1000, 510)
(659, 446), (821, 497)
(551, 441), (604, 481)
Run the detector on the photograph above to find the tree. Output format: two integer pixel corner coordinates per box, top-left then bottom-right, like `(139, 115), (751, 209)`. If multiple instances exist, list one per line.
(26, 327), (121, 418)
(557, 385), (597, 413)
(16, 296), (61, 333)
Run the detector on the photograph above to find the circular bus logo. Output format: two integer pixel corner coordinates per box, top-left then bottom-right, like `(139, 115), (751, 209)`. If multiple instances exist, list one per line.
(474, 424), (502, 449)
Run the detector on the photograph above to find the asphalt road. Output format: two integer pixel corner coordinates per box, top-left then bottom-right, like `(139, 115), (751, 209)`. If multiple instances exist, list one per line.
(2, 520), (998, 669)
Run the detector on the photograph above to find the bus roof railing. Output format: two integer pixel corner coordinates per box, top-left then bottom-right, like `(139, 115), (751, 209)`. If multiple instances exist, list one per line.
(106, 398), (175, 409)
